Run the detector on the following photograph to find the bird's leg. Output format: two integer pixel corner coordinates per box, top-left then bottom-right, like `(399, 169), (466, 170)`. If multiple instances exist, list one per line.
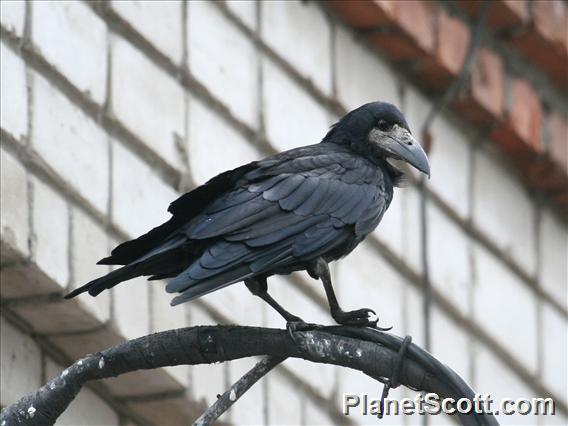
(308, 257), (378, 328)
(244, 277), (303, 323)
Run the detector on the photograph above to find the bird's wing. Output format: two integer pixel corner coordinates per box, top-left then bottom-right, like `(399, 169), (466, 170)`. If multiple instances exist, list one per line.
(97, 162), (259, 265)
(166, 148), (391, 304)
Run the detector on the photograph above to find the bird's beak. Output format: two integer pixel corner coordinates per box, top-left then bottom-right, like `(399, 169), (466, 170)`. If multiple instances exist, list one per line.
(370, 125), (430, 178)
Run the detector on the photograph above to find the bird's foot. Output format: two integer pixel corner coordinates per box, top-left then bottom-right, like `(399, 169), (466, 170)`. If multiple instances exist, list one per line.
(333, 308), (392, 330)
(286, 320), (323, 343)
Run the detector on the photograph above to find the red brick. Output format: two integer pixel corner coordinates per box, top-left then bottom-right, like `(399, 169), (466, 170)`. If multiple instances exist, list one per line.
(507, 1), (568, 89)
(394, 1), (436, 53)
(366, 1), (436, 62)
(415, 9), (470, 91)
(526, 160), (567, 192)
(459, 0), (527, 31)
(491, 78), (542, 167)
(510, 35), (568, 89)
(452, 48), (504, 127)
(548, 112), (568, 175)
(437, 10), (470, 75)
(327, 0), (394, 28)
(471, 49), (505, 119)
(509, 79), (543, 151)
(533, 0), (567, 51)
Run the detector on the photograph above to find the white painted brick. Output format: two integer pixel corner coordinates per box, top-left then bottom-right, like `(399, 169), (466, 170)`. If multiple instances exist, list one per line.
(188, 97), (260, 186)
(428, 202), (471, 314)
(226, 357), (265, 425)
(101, 368), (184, 399)
(12, 299), (105, 334)
(263, 57), (331, 152)
(188, 301), (219, 326)
(48, 328), (122, 366)
(32, 177), (69, 287)
(403, 86), (430, 135)
(431, 306), (472, 383)
(45, 358), (120, 426)
(261, 1), (332, 95)
(70, 208), (111, 323)
(226, 0), (256, 30)
(374, 185), (422, 276)
(111, 0), (183, 64)
(188, 1), (258, 129)
(151, 281), (188, 332)
(335, 27), (400, 110)
(374, 186), (404, 258)
(199, 282), (265, 327)
(0, 148), (29, 262)
(473, 148), (536, 275)
(473, 243), (538, 372)
(401, 186), (423, 274)
(474, 344), (540, 425)
(401, 87), (431, 182)
(0, 317), (42, 407)
(0, 0), (25, 36)
(32, 1), (107, 104)
(191, 362), (226, 408)
(429, 118), (471, 218)
(111, 36), (185, 170)
(267, 370), (303, 425)
(542, 302), (567, 402)
(33, 73), (109, 213)
(128, 395), (200, 425)
(304, 402), (337, 426)
(111, 140), (178, 237)
(1, 43), (28, 141)
(112, 276), (150, 339)
(402, 284), (426, 348)
(1, 263), (64, 299)
(265, 274), (330, 327)
(336, 242), (405, 335)
(539, 209), (568, 311)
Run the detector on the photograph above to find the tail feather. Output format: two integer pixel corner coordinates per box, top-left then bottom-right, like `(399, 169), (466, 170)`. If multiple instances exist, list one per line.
(64, 265), (140, 299)
(65, 239), (195, 299)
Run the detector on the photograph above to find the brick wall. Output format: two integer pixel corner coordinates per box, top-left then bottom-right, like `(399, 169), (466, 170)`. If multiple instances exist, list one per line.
(1, 1), (566, 425)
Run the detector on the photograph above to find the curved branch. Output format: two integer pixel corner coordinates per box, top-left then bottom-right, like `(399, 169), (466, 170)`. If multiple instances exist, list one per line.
(0, 325), (498, 426)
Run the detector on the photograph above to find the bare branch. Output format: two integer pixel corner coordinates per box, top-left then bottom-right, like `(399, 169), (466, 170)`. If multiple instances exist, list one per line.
(0, 325), (498, 426)
(193, 355), (285, 426)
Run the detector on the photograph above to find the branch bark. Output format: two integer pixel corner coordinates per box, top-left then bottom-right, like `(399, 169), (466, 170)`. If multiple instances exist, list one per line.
(193, 355), (285, 425)
(0, 325), (498, 426)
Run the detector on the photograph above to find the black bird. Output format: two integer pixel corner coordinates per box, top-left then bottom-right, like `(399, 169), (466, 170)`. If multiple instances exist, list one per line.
(65, 102), (430, 327)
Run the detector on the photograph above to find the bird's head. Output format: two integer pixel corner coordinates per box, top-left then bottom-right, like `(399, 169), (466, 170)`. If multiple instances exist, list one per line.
(323, 102), (430, 178)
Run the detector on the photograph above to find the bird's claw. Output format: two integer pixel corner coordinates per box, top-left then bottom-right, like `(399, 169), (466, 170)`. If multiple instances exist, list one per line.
(333, 308), (391, 330)
(286, 320), (322, 343)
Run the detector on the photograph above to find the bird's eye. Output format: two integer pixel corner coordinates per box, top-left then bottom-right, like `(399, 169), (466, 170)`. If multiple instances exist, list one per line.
(377, 120), (392, 132)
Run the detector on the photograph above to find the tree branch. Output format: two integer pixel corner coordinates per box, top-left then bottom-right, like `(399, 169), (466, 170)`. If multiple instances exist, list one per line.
(193, 355), (285, 426)
(0, 325), (498, 426)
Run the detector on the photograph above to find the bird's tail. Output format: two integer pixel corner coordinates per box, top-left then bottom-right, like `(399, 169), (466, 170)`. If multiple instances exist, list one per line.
(64, 265), (140, 299)
(64, 236), (192, 299)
